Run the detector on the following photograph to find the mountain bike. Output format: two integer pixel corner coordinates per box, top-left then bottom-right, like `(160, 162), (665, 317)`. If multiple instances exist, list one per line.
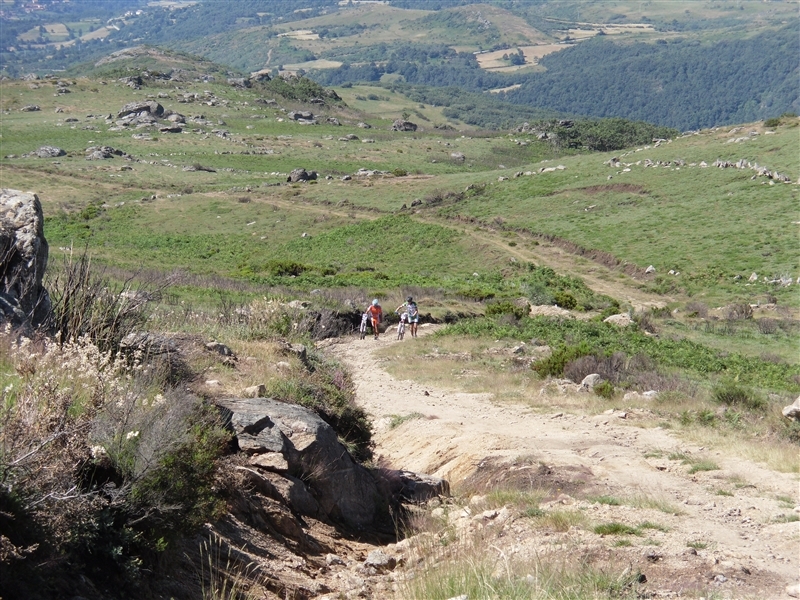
(396, 311), (408, 340)
(359, 312), (369, 340)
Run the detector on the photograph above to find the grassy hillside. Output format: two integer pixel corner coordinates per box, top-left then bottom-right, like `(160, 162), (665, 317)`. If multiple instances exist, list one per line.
(1, 48), (799, 600)
(1, 59), (798, 372)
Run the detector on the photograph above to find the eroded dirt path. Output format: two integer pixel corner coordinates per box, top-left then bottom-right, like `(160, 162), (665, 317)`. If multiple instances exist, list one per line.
(325, 328), (799, 599)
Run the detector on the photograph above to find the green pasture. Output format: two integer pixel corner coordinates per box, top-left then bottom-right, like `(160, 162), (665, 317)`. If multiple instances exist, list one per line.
(2, 71), (798, 320)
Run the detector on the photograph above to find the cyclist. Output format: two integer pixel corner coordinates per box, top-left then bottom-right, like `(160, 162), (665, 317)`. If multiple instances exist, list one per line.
(396, 296), (419, 338)
(365, 299), (383, 340)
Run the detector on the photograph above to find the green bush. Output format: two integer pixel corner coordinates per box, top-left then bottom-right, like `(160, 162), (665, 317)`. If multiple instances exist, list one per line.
(532, 342), (593, 378)
(485, 300), (527, 320)
(553, 291), (577, 310)
(712, 383), (767, 411)
(764, 117), (781, 128)
(391, 168), (408, 177)
(594, 381), (615, 399)
(265, 260), (309, 277)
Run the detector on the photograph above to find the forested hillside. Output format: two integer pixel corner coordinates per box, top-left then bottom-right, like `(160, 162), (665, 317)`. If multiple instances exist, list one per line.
(503, 25), (799, 131)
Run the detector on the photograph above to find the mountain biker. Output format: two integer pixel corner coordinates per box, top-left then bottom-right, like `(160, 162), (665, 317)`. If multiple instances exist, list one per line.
(366, 298), (383, 340)
(396, 296), (419, 338)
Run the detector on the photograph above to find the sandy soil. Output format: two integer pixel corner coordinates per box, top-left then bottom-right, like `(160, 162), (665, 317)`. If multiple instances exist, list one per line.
(325, 327), (800, 599)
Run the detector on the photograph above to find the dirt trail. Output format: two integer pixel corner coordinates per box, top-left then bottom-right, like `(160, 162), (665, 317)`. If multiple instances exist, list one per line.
(325, 328), (799, 599)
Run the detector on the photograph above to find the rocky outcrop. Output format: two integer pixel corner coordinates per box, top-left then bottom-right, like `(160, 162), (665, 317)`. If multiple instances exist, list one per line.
(27, 146), (65, 158)
(390, 119), (417, 132)
(287, 168), (317, 183)
(0, 189), (50, 327)
(117, 100), (164, 119)
(218, 397), (388, 531)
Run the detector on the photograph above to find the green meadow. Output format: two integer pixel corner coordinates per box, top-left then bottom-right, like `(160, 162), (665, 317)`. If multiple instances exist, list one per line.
(1, 56), (798, 391)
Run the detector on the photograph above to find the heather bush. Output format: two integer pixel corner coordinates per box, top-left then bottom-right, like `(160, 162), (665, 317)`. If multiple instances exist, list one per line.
(44, 250), (167, 354)
(0, 328), (230, 594)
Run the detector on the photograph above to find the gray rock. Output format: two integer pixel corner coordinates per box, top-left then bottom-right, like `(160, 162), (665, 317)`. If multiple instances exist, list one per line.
(242, 384), (267, 398)
(287, 168), (317, 183)
(218, 397), (384, 530)
(20, 105), (40, 112)
(227, 77), (250, 88)
(33, 146), (65, 158)
(288, 110), (314, 121)
(450, 152), (466, 162)
(782, 397), (800, 421)
(117, 100), (164, 119)
(603, 313), (633, 327)
(0, 189), (50, 328)
(645, 265), (656, 274)
(582, 374), (603, 389)
(206, 341), (235, 357)
(392, 470), (450, 503)
(357, 122), (372, 129)
(364, 550), (397, 573)
(391, 119), (417, 132)
(120, 332), (177, 355)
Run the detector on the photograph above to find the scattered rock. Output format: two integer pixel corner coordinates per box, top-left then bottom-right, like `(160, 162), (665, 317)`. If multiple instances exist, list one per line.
(645, 265), (656, 274)
(20, 105), (40, 112)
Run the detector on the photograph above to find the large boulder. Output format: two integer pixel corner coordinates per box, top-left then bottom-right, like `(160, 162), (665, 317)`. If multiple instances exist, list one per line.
(218, 397), (383, 530)
(0, 189), (50, 327)
(782, 397), (800, 421)
(117, 100), (164, 119)
(390, 119), (417, 132)
(287, 168), (317, 183)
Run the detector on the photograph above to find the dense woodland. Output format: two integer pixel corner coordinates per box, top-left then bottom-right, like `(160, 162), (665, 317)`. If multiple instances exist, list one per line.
(503, 25), (800, 131)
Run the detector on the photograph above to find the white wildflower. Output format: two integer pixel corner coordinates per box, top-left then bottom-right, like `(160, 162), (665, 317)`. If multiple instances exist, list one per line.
(90, 445), (108, 458)
(125, 430), (140, 440)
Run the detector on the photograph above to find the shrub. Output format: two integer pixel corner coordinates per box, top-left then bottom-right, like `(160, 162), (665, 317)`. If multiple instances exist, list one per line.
(757, 318), (778, 334)
(266, 351), (373, 461)
(764, 117), (781, 128)
(594, 381), (615, 399)
(0, 330), (230, 593)
(533, 342), (593, 378)
(44, 250), (163, 354)
(485, 300), (527, 320)
(685, 301), (708, 318)
(264, 260), (309, 277)
(553, 291), (577, 310)
(564, 352), (625, 384)
(712, 383), (767, 411)
(391, 168), (408, 177)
